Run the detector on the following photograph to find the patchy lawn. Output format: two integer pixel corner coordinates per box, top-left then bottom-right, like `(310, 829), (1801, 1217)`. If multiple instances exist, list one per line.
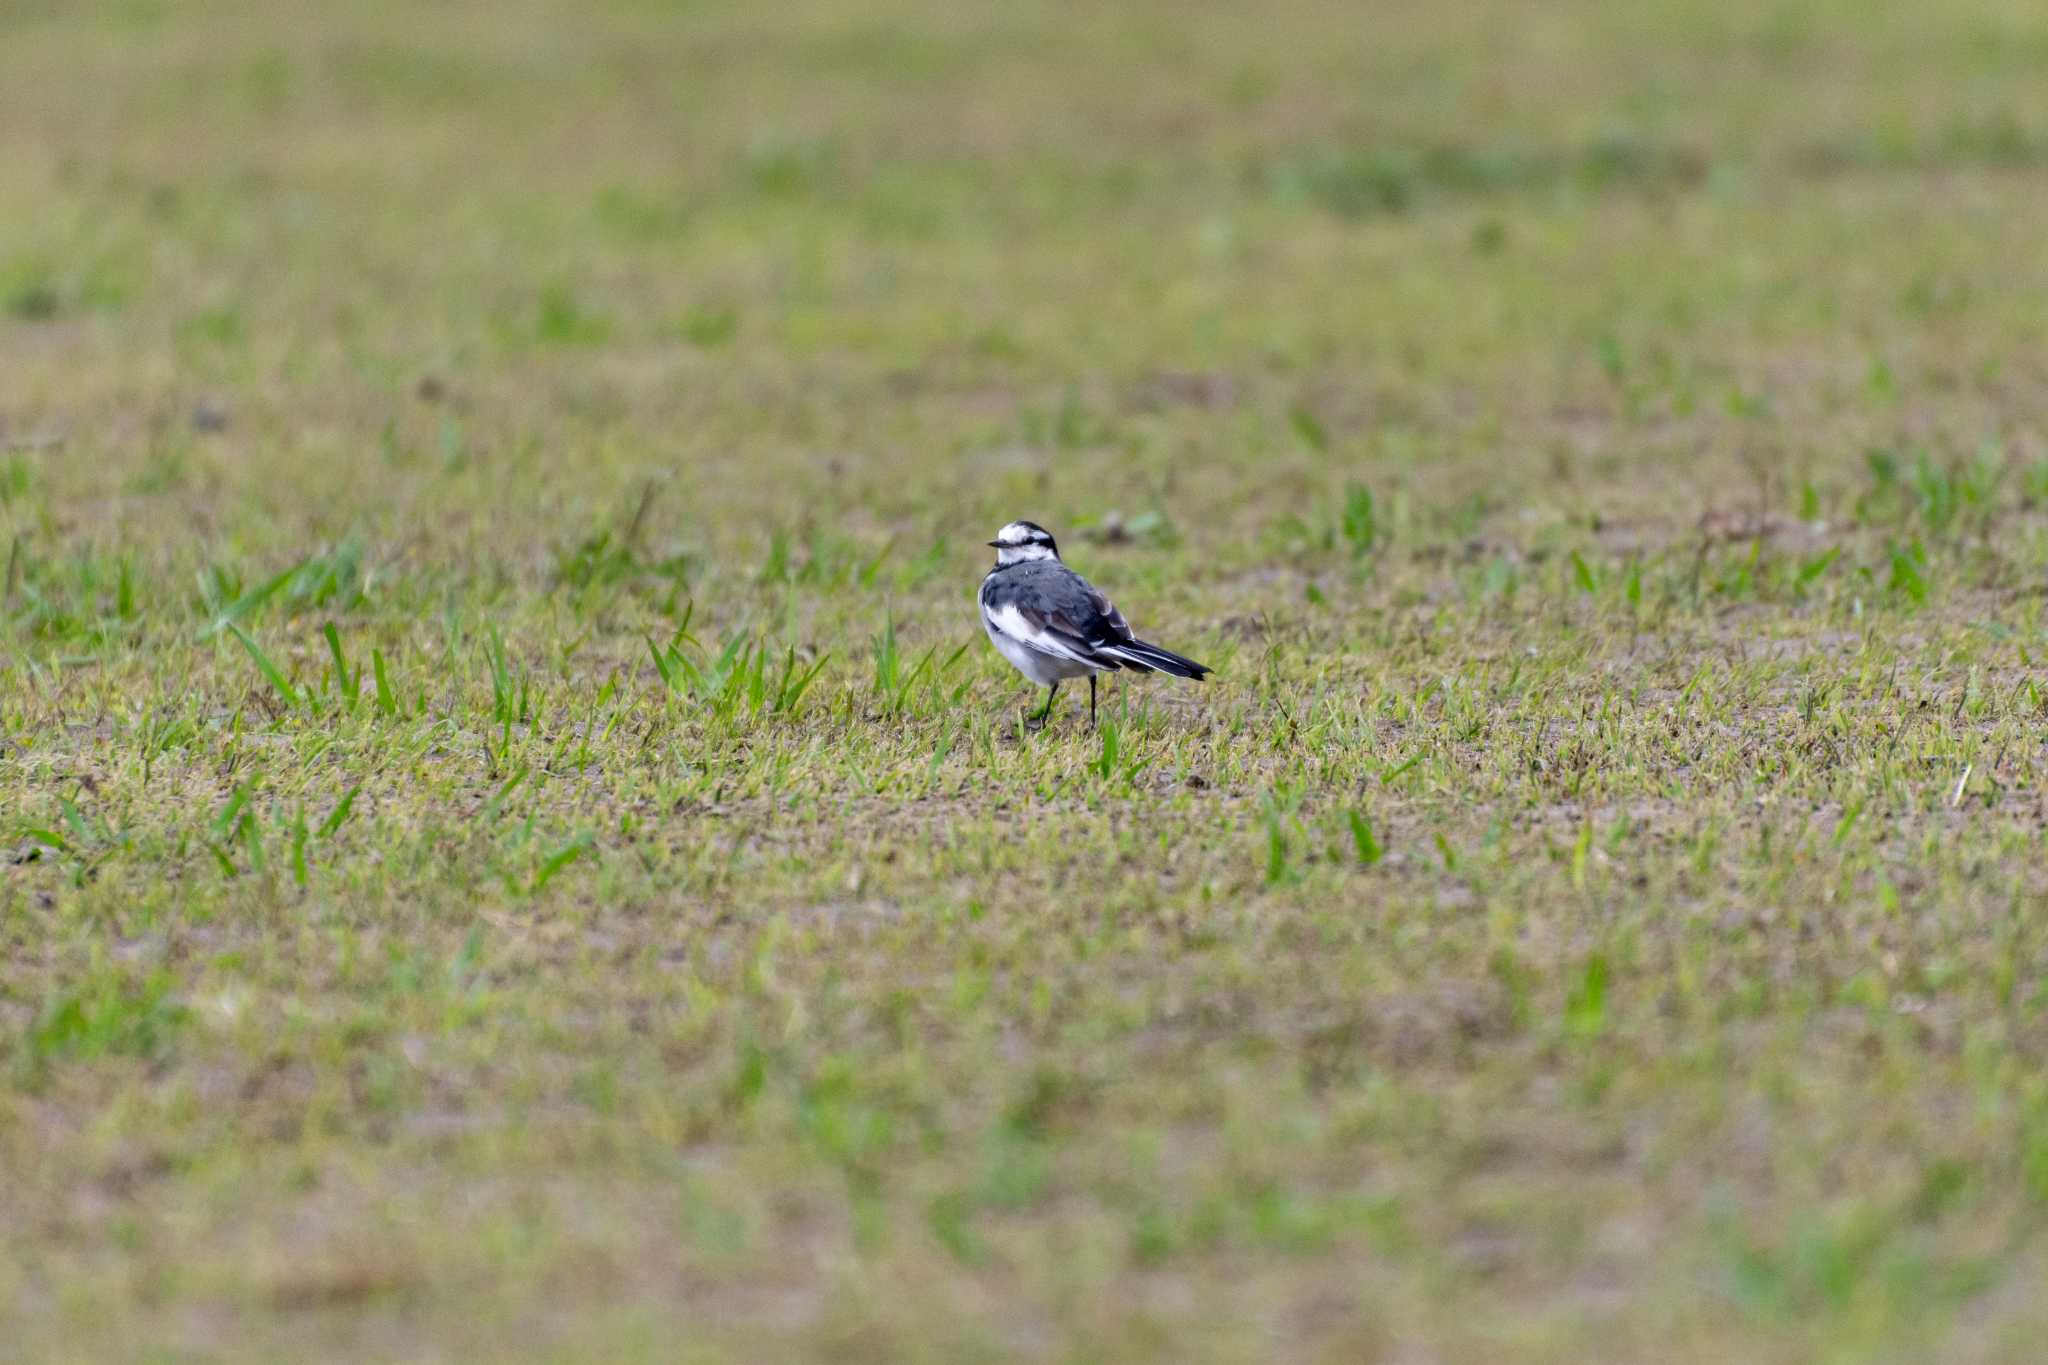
(6, 0), (2048, 1358)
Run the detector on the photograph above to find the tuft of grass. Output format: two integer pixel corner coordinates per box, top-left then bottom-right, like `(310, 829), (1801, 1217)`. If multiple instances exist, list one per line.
(871, 612), (970, 717)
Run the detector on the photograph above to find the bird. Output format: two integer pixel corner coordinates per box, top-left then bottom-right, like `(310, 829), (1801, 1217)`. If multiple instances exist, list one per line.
(978, 520), (1210, 727)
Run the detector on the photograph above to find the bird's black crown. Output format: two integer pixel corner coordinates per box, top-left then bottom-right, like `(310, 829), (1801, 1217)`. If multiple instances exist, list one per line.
(989, 520), (1058, 553)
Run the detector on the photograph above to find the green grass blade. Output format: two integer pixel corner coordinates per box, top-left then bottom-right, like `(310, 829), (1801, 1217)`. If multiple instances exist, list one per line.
(197, 559), (307, 641)
(530, 833), (591, 893)
(228, 624), (299, 709)
(322, 621), (352, 706)
(372, 647), (397, 715)
(1348, 810), (1382, 865)
(318, 784), (360, 838)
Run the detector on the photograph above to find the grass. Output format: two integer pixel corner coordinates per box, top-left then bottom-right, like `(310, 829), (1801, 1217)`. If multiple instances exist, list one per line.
(6, 0), (2048, 1358)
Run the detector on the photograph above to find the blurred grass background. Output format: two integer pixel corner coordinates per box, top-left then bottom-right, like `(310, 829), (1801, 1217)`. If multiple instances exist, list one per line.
(7, 1), (2048, 1360)
(9, 0), (2048, 563)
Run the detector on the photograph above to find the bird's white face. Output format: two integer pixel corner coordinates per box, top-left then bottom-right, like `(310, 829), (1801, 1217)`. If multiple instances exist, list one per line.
(987, 521), (1060, 566)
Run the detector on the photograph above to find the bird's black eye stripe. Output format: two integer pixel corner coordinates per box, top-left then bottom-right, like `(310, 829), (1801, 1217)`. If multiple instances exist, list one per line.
(989, 523), (1056, 552)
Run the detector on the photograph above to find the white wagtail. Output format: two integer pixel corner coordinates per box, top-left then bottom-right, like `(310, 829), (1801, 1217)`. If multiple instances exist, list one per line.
(978, 520), (1211, 726)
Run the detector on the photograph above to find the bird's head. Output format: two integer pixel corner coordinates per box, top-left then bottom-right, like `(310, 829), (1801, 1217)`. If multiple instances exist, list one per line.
(987, 520), (1060, 566)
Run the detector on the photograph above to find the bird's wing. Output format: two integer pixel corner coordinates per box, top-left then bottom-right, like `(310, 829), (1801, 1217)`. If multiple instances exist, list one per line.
(985, 599), (1109, 666)
(1081, 581), (1134, 643)
(990, 564), (1130, 666)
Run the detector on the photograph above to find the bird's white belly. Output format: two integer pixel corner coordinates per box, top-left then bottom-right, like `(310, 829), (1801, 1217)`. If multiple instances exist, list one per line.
(984, 613), (1098, 685)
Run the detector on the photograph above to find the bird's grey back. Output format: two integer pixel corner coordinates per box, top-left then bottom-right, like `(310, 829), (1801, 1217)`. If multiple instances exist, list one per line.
(983, 559), (1128, 642)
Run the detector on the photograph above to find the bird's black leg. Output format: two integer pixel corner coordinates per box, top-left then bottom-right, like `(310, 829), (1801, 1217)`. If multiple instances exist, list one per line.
(1089, 675), (1097, 729)
(1034, 682), (1059, 727)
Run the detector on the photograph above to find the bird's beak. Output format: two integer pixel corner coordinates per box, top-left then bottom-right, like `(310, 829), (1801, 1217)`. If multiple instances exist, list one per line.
(986, 540), (1003, 548)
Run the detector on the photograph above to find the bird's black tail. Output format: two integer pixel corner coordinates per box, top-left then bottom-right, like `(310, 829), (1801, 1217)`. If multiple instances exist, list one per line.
(1098, 638), (1210, 679)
